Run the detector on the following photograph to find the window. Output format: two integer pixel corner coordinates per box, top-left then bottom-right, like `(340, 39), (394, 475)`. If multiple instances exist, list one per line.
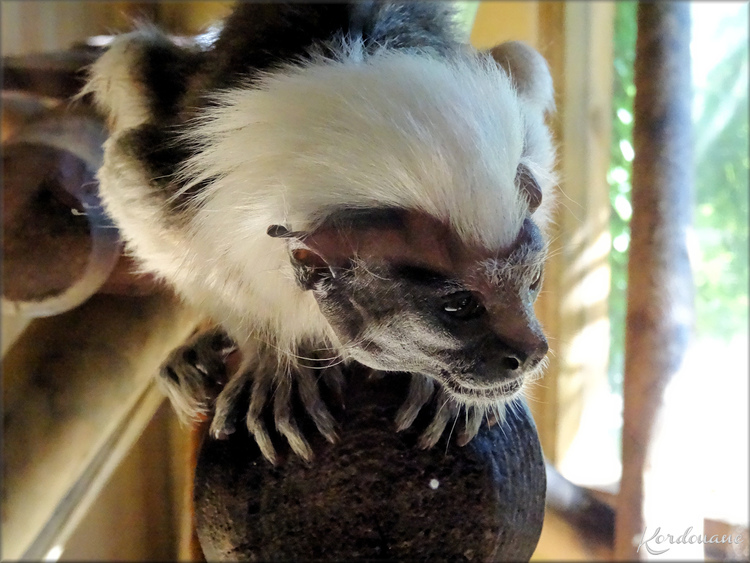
(603, 0), (748, 530)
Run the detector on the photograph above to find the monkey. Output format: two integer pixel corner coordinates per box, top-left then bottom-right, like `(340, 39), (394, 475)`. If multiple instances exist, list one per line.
(81, 2), (557, 465)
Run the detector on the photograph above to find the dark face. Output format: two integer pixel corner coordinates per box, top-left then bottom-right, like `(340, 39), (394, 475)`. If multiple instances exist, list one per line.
(278, 209), (549, 408)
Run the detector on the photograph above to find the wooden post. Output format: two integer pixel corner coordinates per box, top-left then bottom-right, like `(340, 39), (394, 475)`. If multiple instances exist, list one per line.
(193, 367), (547, 561)
(615, 3), (694, 560)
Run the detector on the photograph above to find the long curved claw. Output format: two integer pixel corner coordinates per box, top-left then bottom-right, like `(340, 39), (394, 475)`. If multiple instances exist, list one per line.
(244, 367), (279, 465)
(457, 405), (483, 447)
(321, 364), (346, 410)
(395, 374), (435, 432)
(296, 366), (339, 445)
(210, 361), (252, 439)
(159, 330), (343, 464)
(273, 374), (314, 462)
(418, 392), (459, 449)
(395, 375), (500, 449)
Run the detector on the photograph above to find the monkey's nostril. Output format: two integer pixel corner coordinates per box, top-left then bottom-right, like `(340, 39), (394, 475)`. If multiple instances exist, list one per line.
(500, 356), (521, 371)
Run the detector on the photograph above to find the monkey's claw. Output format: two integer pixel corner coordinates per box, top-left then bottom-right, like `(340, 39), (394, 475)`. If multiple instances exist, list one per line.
(210, 348), (344, 465)
(395, 374), (488, 449)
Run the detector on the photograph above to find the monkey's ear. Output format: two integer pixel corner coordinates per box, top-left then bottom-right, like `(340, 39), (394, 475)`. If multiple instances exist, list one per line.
(516, 164), (543, 213)
(268, 225), (337, 290)
(486, 41), (554, 115)
(290, 247), (335, 290)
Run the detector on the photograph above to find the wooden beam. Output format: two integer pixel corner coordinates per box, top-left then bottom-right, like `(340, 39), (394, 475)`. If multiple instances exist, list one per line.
(2, 293), (200, 559)
(532, 2), (615, 465)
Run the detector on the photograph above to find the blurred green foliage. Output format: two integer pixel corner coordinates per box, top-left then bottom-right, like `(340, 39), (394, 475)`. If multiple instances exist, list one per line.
(691, 7), (749, 340)
(608, 1), (638, 391)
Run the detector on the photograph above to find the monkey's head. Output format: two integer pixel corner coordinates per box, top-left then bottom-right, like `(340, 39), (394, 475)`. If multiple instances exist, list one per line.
(271, 199), (548, 407)
(258, 40), (554, 407)
(258, 41), (556, 407)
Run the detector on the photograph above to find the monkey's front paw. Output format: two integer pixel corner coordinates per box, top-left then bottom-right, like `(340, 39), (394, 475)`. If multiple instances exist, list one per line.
(395, 374), (493, 449)
(210, 351), (344, 465)
(157, 327), (237, 422)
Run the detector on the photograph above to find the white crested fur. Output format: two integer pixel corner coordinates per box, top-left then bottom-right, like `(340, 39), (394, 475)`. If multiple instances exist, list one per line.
(178, 44), (557, 247)
(89, 35), (557, 366)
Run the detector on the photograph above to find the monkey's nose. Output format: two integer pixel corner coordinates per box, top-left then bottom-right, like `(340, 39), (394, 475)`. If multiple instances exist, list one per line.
(499, 354), (522, 371)
(498, 336), (548, 372)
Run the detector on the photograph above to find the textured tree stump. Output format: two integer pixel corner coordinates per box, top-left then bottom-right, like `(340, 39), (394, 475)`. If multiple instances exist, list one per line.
(194, 368), (546, 562)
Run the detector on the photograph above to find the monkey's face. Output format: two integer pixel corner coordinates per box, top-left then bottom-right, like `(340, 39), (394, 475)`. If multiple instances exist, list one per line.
(276, 208), (548, 407)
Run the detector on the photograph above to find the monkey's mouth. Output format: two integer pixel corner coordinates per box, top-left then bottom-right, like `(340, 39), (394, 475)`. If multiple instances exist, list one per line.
(441, 375), (524, 405)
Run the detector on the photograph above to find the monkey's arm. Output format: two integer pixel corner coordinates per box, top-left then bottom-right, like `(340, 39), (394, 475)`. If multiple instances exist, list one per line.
(159, 327), (345, 464)
(162, 328), (491, 457)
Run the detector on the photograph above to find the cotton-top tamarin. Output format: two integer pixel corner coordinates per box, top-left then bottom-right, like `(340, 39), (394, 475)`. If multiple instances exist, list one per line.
(82, 2), (557, 464)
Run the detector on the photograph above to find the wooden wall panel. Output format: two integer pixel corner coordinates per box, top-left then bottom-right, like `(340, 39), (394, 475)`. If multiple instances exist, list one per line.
(536, 3), (615, 465)
(470, 1), (539, 49)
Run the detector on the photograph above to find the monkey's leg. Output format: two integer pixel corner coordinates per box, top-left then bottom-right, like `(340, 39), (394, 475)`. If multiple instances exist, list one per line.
(395, 374), (488, 449)
(157, 327), (237, 422)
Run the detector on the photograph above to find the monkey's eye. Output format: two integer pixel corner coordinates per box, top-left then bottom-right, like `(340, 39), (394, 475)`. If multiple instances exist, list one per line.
(530, 269), (543, 292)
(441, 291), (484, 320)
(529, 269), (543, 302)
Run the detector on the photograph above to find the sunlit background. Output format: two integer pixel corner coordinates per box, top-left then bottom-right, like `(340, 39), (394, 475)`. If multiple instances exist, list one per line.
(560, 0), (749, 536)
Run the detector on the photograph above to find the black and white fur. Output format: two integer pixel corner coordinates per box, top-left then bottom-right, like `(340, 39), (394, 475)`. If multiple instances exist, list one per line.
(82, 2), (557, 464)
